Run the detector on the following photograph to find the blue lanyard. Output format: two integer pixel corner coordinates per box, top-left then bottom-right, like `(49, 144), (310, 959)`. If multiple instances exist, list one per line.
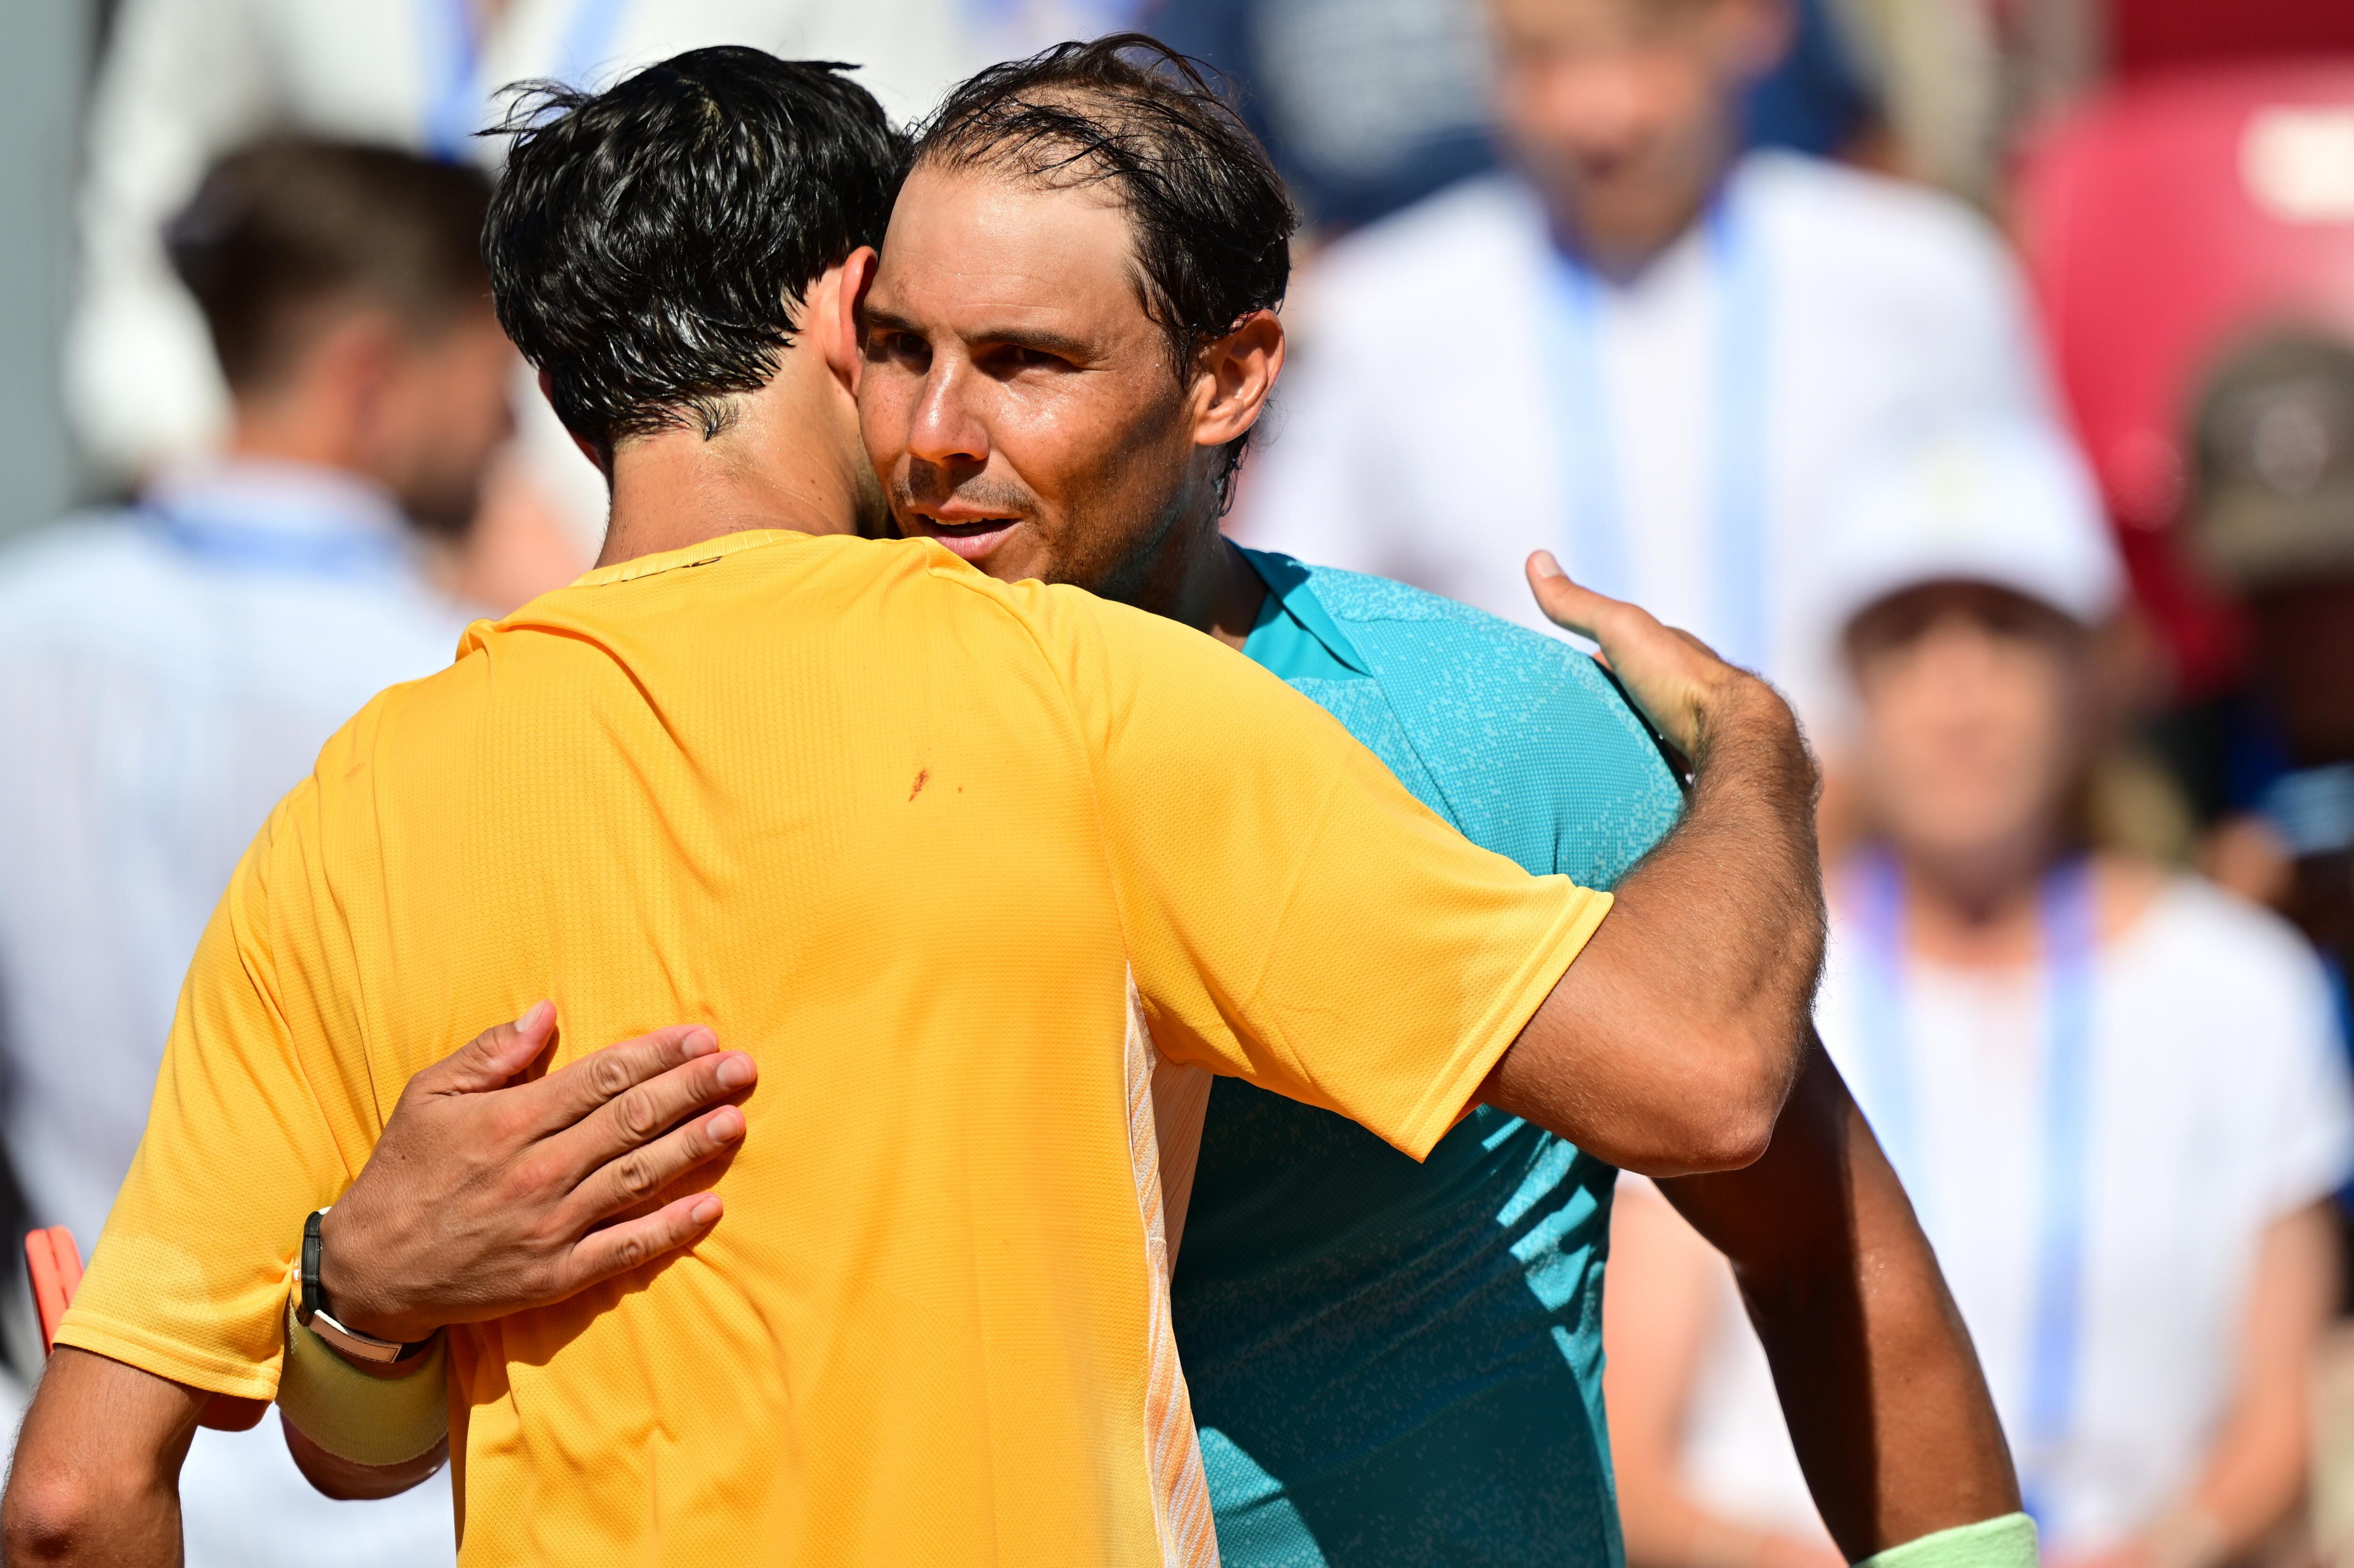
(147, 505), (410, 580)
(420, 0), (631, 161)
(1851, 851), (2099, 1530)
(1540, 195), (1773, 673)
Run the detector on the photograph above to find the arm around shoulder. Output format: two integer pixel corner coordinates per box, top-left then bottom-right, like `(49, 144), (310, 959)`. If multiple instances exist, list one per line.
(1482, 564), (1823, 1175)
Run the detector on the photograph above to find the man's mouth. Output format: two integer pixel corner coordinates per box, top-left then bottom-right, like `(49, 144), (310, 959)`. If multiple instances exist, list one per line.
(907, 515), (1021, 563)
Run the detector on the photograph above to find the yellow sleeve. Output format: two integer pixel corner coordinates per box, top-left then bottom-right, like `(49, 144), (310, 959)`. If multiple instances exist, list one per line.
(1008, 575), (1612, 1161)
(55, 781), (358, 1400)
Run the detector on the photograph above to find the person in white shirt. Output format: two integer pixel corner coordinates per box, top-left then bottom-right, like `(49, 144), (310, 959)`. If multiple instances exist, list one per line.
(69, 0), (977, 569)
(1602, 420), (2354, 1568)
(1235, 0), (2054, 729)
(0, 138), (521, 1568)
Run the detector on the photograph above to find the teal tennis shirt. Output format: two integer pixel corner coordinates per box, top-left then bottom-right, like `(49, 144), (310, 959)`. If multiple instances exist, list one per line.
(1176, 550), (1685, 1567)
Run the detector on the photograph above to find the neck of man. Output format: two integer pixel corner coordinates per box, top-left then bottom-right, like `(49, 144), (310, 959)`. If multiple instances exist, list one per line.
(1544, 131), (1737, 281)
(1113, 484), (1267, 653)
(1561, 209), (1701, 282)
(224, 378), (370, 478)
(1890, 827), (2067, 968)
(599, 350), (867, 569)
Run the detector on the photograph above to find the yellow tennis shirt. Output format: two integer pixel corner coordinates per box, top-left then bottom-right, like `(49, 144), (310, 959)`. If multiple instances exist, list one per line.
(59, 530), (1612, 1566)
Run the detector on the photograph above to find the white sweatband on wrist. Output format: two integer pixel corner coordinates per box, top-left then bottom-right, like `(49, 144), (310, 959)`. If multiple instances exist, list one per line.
(1857, 1514), (2039, 1568)
(277, 1300), (448, 1466)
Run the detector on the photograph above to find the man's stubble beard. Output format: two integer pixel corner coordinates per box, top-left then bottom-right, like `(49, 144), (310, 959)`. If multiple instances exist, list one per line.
(853, 454), (897, 540)
(1039, 416), (1216, 610)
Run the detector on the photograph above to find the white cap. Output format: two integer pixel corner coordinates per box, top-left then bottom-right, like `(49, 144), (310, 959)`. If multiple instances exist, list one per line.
(1806, 417), (2126, 652)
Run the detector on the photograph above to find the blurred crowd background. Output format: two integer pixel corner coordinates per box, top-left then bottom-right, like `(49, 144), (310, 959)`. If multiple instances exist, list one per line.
(6, 0), (2354, 1565)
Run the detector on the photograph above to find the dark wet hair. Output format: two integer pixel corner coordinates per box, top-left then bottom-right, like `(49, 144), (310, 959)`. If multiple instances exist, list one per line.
(913, 34), (1298, 507)
(484, 46), (909, 463)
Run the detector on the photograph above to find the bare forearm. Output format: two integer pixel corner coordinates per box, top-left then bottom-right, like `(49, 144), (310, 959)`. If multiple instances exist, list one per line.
(1490, 677), (1824, 1173)
(1661, 1043), (2018, 1557)
(2179, 1422), (2305, 1564)
(2, 1349), (204, 1567)
(283, 1419), (449, 1502)
(1617, 677), (1823, 1065)
(2159, 1201), (2339, 1562)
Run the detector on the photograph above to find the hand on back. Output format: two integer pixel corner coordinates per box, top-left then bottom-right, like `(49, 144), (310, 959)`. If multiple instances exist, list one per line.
(315, 1003), (754, 1346)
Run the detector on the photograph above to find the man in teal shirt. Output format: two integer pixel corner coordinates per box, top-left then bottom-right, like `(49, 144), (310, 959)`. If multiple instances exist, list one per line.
(275, 38), (2027, 1568)
(856, 40), (2013, 1567)
(1186, 549), (1674, 1561)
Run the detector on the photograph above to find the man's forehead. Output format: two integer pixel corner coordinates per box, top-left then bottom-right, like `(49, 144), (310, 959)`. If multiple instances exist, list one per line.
(1491, 0), (1721, 47)
(871, 163), (1142, 324)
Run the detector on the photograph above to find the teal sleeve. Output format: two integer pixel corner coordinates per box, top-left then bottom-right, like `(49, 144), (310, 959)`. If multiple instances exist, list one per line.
(276, 1302), (447, 1466)
(1858, 1513), (2038, 1568)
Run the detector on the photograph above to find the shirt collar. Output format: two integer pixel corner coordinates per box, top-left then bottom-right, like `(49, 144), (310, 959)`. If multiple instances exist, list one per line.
(144, 457), (412, 546)
(1241, 547), (1372, 676)
(570, 530), (805, 589)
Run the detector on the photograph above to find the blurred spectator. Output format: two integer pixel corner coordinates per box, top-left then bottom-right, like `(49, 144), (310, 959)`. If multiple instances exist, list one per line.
(68, 0), (975, 573)
(1604, 420), (2353, 1568)
(2013, 65), (2354, 716)
(1151, 0), (1873, 236)
(2186, 332), (2354, 1046)
(0, 139), (516, 1568)
(1235, 0), (2054, 728)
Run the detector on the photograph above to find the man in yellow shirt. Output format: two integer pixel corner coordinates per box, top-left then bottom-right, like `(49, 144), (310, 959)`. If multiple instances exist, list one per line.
(5, 49), (1829, 1568)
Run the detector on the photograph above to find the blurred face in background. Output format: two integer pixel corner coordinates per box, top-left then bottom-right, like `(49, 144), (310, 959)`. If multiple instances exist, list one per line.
(1488, 0), (1789, 268)
(362, 302), (518, 537)
(858, 163), (1248, 599)
(1846, 582), (2093, 872)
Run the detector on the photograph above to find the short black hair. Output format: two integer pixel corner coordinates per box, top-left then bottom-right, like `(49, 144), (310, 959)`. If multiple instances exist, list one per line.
(165, 138), (493, 394)
(485, 47), (909, 461)
(912, 35), (1298, 506)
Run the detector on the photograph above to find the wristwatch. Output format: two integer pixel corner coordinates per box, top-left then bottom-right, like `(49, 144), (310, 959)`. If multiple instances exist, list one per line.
(297, 1208), (436, 1364)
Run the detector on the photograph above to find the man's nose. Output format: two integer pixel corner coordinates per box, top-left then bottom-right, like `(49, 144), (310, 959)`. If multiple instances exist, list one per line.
(1542, 63), (1652, 161)
(905, 359), (989, 469)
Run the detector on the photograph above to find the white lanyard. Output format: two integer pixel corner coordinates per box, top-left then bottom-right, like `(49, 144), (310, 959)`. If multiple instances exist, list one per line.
(1850, 851), (2099, 1530)
(1539, 194), (1773, 672)
(421, 0), (631, 161)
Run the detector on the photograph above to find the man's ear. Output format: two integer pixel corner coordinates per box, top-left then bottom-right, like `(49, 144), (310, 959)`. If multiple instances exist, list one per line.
(1193, 309), (1286, 451)
(1719, 0), (1796, 84)
(537, 368), (607, 474)
(305, 309), (405, 470)
(817, 246), (879, 395)
(317, 309), (404, 416)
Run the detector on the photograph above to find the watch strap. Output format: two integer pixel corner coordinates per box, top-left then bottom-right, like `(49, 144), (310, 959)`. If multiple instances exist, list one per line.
(299, 1209), (326, 1319)
(297, 1206), (434, 1362)
(303, 1305), (431, 1365)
